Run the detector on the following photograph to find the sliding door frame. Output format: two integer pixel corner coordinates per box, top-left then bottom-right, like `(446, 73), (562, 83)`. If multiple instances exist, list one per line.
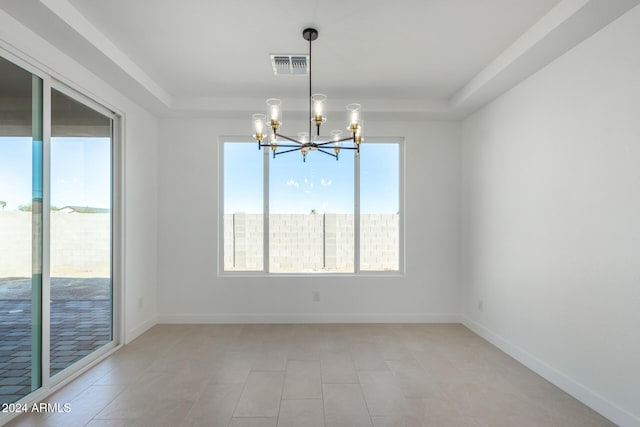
(0, 44), (124, 417)
(46, 80), (123, 386)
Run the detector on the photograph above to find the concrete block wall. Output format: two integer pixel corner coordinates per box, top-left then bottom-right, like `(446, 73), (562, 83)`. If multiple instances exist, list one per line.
(223, 213), (398, 272)
(361, 214), (400, 271)
(0, 211), (110, 278)
(269, 214), (325, 273)
(231, 213), (263, 271)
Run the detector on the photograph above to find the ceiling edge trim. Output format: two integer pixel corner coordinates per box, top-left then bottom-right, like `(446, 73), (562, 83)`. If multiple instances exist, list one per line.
(449, 0), (640, 117)
(39, 0), (173, 108)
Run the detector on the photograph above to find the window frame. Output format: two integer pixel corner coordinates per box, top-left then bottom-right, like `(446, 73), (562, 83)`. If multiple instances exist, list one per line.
(218, 136), (405, 277)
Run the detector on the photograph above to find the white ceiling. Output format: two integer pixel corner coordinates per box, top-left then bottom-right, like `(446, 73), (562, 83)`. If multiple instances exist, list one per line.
(2, 0), (639, 118)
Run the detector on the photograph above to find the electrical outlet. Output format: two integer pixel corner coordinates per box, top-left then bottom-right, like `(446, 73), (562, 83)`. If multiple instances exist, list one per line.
(477, 299), (484, 312)
(312, 291), (320, 302)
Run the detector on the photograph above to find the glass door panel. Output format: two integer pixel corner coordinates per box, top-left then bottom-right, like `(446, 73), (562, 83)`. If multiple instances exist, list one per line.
(0, 57), (43, 404)
(49, 89), (112, 376)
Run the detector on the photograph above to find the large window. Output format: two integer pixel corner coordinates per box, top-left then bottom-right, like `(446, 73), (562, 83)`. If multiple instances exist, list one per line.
(221, 139), (402, 274)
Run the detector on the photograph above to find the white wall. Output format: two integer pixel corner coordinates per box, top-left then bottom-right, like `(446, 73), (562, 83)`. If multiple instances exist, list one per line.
(0, 10), (159, 343)
(461, 5), (640, 426)
(157, 118), (461, 322)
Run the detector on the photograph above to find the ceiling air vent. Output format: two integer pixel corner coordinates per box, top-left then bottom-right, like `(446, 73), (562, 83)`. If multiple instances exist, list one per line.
(270, 54), (309, 75)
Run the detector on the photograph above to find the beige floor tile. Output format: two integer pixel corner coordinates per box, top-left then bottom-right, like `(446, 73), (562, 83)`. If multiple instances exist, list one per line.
(282, 360), (322, 399)
(4, 413), (50, 427)
(234, 371), (284, 417)
(385, 359), (439, 399)
(135, 399), (195, 427)
(251, 350), (288, 371)
(370, 415), (424, 427)
(357, 370), (406, 416)
(91, 360), (147, 386)
(209, 351), (254, 384)
(94, 397), (193, 427)
(93, 389), (154, 421)
(422, 397), (481, 426)
(5, 324), (616, 427)
(287, 338), (322, 361)
(4, 384), (123, 427)
(181, 382), (244, 427)
(84, 420), (133, 427)
(320, 351), (358, 384)
(229, 417), (278, 427)
(413, 349), (465, 383)
(277, 399), (324, 427)
(85, 420), (132, 427)
(544, 394), (614, 427)
(350, 342), (388, 371)
(323, 383), (372, 427)
(41, 385), (124, 427)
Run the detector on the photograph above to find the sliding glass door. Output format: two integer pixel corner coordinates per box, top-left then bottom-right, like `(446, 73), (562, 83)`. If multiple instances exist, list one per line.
(0, 56), (43, 405)
(0, 52), (117, 406)
(49, 89), (113, 376)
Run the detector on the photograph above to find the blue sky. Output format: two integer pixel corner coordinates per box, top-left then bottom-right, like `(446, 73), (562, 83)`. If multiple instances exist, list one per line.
(2, 137), (398, 214)
(0, 137), (111, 210)
(224, 141), (399, 214)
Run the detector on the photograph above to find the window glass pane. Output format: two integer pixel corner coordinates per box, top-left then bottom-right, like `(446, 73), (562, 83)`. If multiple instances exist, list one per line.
(50, 89), (112, 376)
(269, 148), (354, 273)
(360, 143), (400, 271)
(0, 56), (43, 404)
(223, 142), (263, 271)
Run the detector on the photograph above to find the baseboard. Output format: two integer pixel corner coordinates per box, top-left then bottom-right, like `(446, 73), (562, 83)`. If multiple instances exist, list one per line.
(158, 313), (461, 324)
(125, 316), (158, 344)
(461, 316), (639, 427)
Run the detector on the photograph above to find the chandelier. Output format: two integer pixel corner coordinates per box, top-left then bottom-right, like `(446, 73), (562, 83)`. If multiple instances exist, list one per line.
(252, 28), (363, 162)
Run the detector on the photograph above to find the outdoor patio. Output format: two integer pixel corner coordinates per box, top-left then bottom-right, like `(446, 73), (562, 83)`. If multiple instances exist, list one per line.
(0, 278), (110, 405)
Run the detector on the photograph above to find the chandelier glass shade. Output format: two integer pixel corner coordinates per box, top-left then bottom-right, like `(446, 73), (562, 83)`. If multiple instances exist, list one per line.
(252, 28), (363, 162)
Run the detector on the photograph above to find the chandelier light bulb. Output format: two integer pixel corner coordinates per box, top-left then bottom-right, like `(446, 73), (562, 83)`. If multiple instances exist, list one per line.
(355, 123), (363, 146)
(266, 98), (282, 130)
(346, 103), (361, 135)
(252, 113), (266, 143)
(311, 94), (326, 120)
(331, 129), (343, 158)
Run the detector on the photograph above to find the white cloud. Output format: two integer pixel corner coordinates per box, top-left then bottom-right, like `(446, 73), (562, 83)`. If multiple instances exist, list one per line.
(286, 179), (299, 187)
(320, 179), (332, 187)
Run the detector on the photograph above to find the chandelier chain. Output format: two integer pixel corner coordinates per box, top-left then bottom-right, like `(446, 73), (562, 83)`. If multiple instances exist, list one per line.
(308, 30), (312, 139)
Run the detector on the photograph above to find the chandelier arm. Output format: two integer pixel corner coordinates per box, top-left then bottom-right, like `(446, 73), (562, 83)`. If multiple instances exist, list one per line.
(261, 144), (303, 149)
(335, 146), (359, 150)
(275, 133), (303, 145)
(274, 146), (304, 156)
(315, 137), (354, 147)
(317, 149), (338, 159)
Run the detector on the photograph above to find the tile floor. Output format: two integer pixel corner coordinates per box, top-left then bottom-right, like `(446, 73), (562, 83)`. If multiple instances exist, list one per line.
(4, 324), (614, 427)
